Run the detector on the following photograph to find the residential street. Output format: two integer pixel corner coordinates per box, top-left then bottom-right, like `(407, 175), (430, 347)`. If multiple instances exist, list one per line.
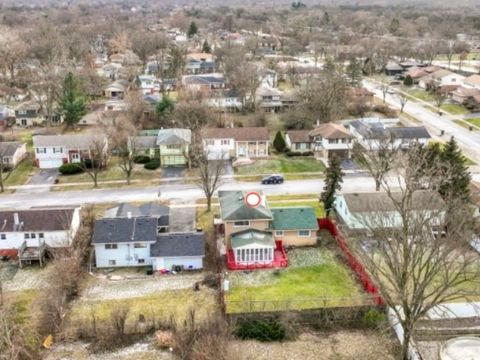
(0, 174), (401, 210)
(363, 79), (480, 165)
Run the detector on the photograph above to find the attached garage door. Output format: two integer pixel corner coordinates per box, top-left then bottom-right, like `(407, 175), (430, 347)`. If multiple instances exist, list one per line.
(162, 156), (186, 166)
(207, 151), (230, 160)
(39, 159), (63, 169)
(328, 149), (349, 160)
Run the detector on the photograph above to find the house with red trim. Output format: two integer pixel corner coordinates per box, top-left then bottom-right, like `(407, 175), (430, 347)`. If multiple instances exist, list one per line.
(32, 134), (108, 169)
(218, 190), (318, 270)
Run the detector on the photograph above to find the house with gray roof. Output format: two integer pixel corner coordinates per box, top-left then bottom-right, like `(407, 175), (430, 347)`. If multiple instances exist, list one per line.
(103, 202), (169, 233)
(32, 134), (108, 169)
(334, 191), (445, 230)
(0, 141), (27, 168)
(150, 233), (204, 271)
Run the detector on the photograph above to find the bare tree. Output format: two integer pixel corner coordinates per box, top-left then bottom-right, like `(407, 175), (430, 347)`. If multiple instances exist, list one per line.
(350, 146), (479, 360)
(75, 135), (109, 188)
(195, 149), (225, 212)
(433, 89), (447, 111)
(379, 76), (390, 104)
(352, 139), (397, 191)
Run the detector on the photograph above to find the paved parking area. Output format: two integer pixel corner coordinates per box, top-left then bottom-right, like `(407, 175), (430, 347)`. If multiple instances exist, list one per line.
(341, 159), (359, 171)
(17, 169), (58, 193)
(169, 202), (196, 232)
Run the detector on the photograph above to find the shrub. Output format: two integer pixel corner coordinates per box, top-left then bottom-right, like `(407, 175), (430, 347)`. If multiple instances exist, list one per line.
(144, 159), (160, 170)
(59, 163), (83, 175)
(134, 155), (151, 164)
(234, 319), (286, 342)
(403, 74), (413, 86)
(273, 131), (286, 153)
(373, 104), (397, 117)
(285, 150), (314, 157)
(361, 308), (386, 328)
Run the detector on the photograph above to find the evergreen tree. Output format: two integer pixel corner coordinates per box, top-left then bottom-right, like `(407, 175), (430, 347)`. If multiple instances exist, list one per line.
(187, 21), (198, 38)
(321, 156), (344, 216)
(439, 137), (471, 202)
(389, 17), (400, 34)
(403, 75), (413, 86)
(58, 72), (87, 128)
(346, 56), (363, 87)
(202, 40), (211, 53)
(155, 96), (174, 120)
(273, 131), (286, 153)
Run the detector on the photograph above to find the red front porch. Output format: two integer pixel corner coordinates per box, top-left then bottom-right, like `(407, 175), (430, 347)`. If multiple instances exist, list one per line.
(227, 240), (288, 270)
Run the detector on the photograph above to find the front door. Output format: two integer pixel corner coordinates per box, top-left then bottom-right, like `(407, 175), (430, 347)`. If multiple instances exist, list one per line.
(71, 153), (81, 163)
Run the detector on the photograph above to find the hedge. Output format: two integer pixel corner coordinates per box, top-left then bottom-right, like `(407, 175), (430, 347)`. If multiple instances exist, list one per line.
(144, 159), (160, 170)
(134, 155), (151, 164)
(285, 150), (314, 157)
(59, 163), (84, 175)
(234, 319), (286, 342)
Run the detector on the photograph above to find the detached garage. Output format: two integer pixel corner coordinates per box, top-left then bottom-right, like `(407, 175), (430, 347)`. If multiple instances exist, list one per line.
(151, 232), (205, 271)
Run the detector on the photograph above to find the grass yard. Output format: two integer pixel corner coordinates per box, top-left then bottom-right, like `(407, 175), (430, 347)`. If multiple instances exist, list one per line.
(67, 288), (217, 332)
(225, 247), (367, 313)
(277, 80), (294, 91)
(441, 103), (470, 115)
(406, 88), (435, 102)
(4, 158), (36, 187)
(466, 118), (480, 128)
(235, 155), (325, 177)
(57, 157), (162, 184)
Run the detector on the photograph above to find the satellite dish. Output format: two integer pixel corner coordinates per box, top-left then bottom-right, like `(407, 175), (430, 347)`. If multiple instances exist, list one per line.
(245, 192), (262, 208)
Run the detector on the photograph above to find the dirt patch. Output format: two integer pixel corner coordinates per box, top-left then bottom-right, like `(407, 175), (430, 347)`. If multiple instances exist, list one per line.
(229, 330), (398, 360)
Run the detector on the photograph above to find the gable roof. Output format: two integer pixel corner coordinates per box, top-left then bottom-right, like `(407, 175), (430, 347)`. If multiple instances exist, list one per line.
(270, 207), (319, 231)
(465, 74), (480, 86)
(341, 191), (445, 213)
(32, 134), (106, 149)
(156, 128), (191, 145)
(0, 208), (75, 232)
(202, 127), (269, 141)
(309, 123), (352, 139)
(285, 130), (311, 144)
(219, 190), (272, 221)
(104, 202), (170, 219)
(139, 203), (170, 218)
(130, 136), (157, 150)
(150, 232), (205, 257)
(231, 229), (275, 248)
(92, 217), (157, 244)
(389, 126), (431, 140)
(0, 141), (24, 157)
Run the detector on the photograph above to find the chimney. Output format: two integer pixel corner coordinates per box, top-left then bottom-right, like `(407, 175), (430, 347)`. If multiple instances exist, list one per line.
(316, 119), (320, 127)
(127, 211), (132, 219)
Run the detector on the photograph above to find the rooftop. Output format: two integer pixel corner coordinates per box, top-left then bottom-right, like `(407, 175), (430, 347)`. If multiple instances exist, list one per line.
(92, 217), (157, 244)
(33, 134), (106, 148)
(231, 229), (275, 248)
(0, 141), (24, 157)
(0, 208), (76, 232)
(270, 207), (319, 231)
(150, 232), (205, 257)
(219, 190), (272, 221)
(202, 127), (270, 141)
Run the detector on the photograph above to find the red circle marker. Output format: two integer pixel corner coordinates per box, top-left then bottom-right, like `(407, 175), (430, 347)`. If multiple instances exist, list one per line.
(245, 192), (262, 207)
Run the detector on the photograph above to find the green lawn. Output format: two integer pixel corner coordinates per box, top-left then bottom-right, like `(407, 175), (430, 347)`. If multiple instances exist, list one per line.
(225, 248), (366, 313)
(277, 80), (294, 91)
(441, 103), (470, 115)
(4, 159), (36, 187)
(235, 155), (325, 176)
(407, 88), (435, 102)
(467, 118), (480, 128)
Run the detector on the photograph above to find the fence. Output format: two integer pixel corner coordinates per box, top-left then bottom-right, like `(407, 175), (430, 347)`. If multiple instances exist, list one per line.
(318, 217), (385, 306)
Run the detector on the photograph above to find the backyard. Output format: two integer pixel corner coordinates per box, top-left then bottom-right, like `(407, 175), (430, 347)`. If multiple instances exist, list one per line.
(225, 246), (368, 313)
(466, 117), (480, 128)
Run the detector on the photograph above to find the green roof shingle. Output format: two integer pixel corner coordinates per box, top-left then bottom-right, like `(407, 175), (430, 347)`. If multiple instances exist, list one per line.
(231, 229), (275, 248)
(271, 207), (319, 231)
(219, 190), (272, 221)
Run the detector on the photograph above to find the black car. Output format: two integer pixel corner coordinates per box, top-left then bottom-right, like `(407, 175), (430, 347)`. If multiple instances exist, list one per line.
(261, 174), (284, 184)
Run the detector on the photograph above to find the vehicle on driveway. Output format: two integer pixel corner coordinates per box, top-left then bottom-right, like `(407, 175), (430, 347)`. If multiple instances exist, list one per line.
(261, 174), (284, 184)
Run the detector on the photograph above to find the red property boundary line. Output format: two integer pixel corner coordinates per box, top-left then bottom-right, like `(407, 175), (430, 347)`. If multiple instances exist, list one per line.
(318, 218), (385, 306)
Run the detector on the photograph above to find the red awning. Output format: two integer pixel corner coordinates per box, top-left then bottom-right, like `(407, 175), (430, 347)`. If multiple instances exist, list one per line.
(0, 249), (18, 259)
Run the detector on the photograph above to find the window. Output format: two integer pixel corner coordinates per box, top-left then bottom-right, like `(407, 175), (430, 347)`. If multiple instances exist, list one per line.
(36, 148), (46, 154)
(53, 147), (63, 154)
(298, 230), (311, 237)
(105, 244), (118, 250)
(205, 140), (214, 146)
(39, 233), (44, 239)
(221, 139), (230, 145)
(0, 234), (5, 240)
(275, 230), (284, 237)
(138, 259), (145, 264)
(134, 243), (147, 248)
(30, 233), (36, 239)
(167, 144), (181, 149)
(234, 220), (249, 227)
(108, 260), (116, 265)
(24, 233), (30, 239)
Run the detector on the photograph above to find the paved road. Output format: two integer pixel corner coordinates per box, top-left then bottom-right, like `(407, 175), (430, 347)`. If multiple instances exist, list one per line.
(363, 79), (480, 164)
(0, 174), (399, 210)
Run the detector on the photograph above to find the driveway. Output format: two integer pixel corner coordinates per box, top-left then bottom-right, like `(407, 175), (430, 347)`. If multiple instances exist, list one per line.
(161, 166), (185, 179)
(16, 169), (58, 193)
(341, 159), (359, 171)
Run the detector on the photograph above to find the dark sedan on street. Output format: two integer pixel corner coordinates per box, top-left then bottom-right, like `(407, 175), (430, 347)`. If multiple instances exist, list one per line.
(261, 174), (284, 184)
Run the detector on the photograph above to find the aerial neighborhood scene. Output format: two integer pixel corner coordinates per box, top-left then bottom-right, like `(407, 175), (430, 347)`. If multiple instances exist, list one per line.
(3, 0), (480, 359)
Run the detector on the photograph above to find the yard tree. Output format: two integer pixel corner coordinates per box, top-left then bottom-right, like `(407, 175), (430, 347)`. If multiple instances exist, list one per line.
(58, 72), (87, 128)
(273, 131), (286, 153)
(439, 137), (471, 203)
(345, 56), (363, 87)
(351, 145), (479, 360)
(433, 89), (447, 110)
(107, 117), (137, 185)
(195, 149), (225, 212)
(399, 94), (409, 113)
(155, 96), (175, 123)
(321, 156), (344, 216)
(379, 76), (390, 104)
(403, 75), (413, 86)
(187, 21), (198, 38)
(74, 135), (108, 188)
(202, 40), (211, 53)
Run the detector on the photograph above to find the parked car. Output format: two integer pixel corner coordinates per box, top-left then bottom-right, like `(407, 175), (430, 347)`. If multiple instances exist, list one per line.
(261, 174), (284, 184)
